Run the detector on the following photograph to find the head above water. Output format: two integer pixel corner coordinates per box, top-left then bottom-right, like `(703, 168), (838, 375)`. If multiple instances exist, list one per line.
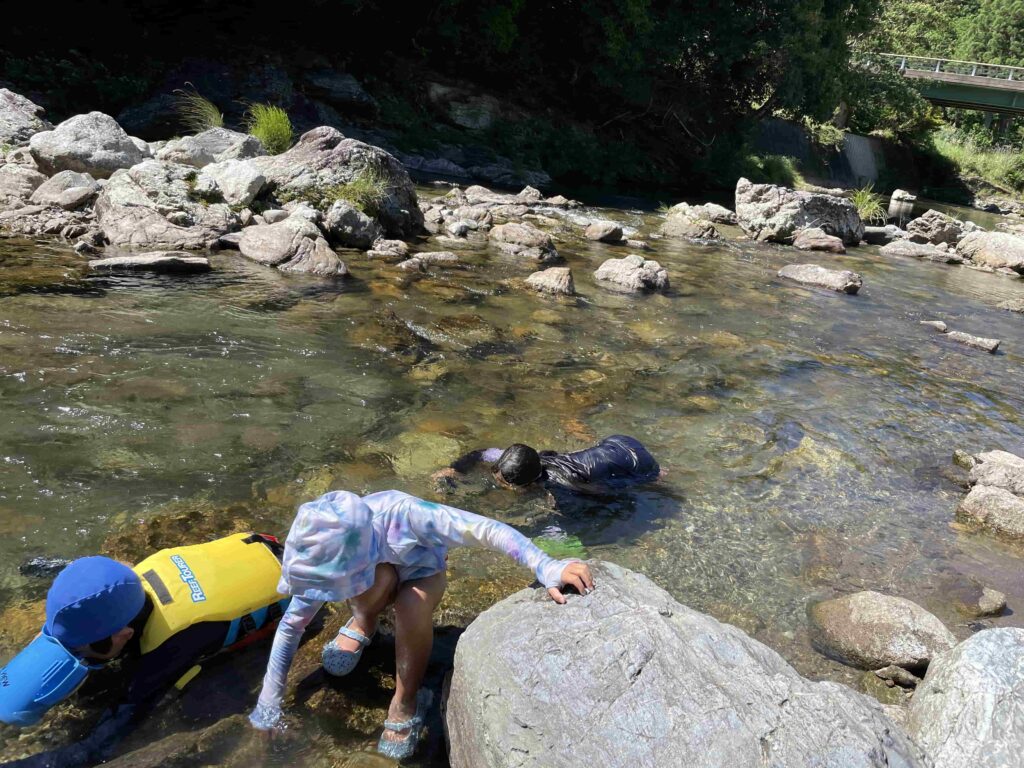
(493, 444), (544, 487)
(0, 557), (144, 726)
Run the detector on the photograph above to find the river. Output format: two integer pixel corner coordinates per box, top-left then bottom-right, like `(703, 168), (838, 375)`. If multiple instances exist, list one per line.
(0, 188), (1022, 765)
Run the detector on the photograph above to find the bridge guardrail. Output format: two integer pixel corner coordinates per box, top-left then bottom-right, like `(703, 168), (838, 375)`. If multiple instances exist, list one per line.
(871, 53), (1024, 82)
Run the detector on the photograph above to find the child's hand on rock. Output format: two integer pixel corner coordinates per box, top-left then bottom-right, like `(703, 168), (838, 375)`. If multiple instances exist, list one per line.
(547, 562), (594, 604)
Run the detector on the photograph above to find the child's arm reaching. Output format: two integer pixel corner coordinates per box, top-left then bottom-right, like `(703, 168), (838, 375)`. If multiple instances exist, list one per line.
(249, 595), (323, 730)
(394, 492), (594, 602)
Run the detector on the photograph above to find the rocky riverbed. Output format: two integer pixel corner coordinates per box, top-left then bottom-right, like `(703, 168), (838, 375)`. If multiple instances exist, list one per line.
(2, 90), (1024, 766)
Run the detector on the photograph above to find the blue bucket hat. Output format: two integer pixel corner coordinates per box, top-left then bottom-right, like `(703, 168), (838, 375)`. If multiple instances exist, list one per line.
(0, 557), (144, 726)
(44, 557), (144, 648)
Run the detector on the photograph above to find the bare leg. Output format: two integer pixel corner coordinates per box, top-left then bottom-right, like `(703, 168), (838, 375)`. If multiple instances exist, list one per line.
(334, 563), (399, 653)
(382, 570), (447, 743)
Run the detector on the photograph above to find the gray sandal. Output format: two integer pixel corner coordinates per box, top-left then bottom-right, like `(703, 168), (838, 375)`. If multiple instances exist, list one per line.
(377, 688), (433, 760)
(321, 618), (375, 677)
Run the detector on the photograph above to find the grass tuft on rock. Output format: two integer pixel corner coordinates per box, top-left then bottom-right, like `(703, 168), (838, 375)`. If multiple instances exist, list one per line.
(279, 167), (391, 216)
(244, 103), (293, 155)
(851, 183), (886, 224)
(173, 85), (224, 133)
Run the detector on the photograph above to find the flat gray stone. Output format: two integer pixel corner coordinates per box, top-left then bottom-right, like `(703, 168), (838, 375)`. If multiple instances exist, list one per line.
(958, 485), (1024, 539)
(778, 264), (862, 294)
(89, 252), (211, 273)
(946, 330), (1000, 353)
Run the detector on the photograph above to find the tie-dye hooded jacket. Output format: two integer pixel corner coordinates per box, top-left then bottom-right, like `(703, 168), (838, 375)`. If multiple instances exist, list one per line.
(250, 489), (573, 729)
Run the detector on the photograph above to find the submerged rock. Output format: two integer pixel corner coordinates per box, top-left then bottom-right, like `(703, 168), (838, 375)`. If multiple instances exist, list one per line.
(29, 111), (149, 178)
(156, 127), (265, 168)
(906, 209), (964, 246)
(950, 583), (1007, 618)
(446, 562), (926, 768)
(793, 227), (846, 254)
(957, 485), (1024, 539)
(238, 217), (346, 276)
(252, 126), (422, 238)
(29, 169), (100, 210)
(89, 252), (212, 273)
(880, 240), (963, 263)
(525, 266), (575, 296)
(956, 231), (1024, 273)
(489, 221), (559, 262)
(0, 88), (52, 147)
(908, 628), (1024, 768)
(809, 591), (956, 671)
(997, 298), (1024, 313)
(594, 254), (668, 292)
(735, 178), (864, 245)
(778, 264), (862, 294)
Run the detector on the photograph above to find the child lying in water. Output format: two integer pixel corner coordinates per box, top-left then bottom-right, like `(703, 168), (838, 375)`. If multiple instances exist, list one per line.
(249, 489), (593, 760)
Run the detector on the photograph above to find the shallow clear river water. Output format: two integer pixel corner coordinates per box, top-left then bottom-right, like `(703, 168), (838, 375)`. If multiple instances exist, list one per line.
(1, 188), (1023, 765)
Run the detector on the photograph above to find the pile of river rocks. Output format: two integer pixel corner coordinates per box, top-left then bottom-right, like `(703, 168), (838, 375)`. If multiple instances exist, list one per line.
(956, 449), (1024, 540)
(0, 88), (423, 277)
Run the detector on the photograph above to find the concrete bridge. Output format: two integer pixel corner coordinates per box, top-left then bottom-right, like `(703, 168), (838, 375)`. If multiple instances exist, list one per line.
(875, 54), (1024, 114)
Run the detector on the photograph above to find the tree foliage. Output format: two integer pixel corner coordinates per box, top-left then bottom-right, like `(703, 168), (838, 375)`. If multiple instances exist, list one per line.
(957, 0), (1024, 65)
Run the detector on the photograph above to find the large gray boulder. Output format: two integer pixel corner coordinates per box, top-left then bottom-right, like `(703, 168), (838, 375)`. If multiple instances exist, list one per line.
(0, 164), (46, 207)
(0, 89), (52, 147)
(323, 200), (382, 249)
(808, 591), (956, 671)
(194, 159), (266, 207)
(489, 221), (559, 262)
(908, 628), (1024, 768)
(778, 264), (862, 294)
(956, 231), (1024, 273)
(594, 254), (668, 292)
(251, 126), (422, 238)
(29, 112), (149, 178)
(237, 216), (347, 276)
(735, 178), (864, 245)
(584, 221), (623, 243)
(95, 160), (239, 249)
(446, 562), (925, 768)
(29, 170), (100, 210)
(155, 127), (265, 169)
(906, 209), (964, 246)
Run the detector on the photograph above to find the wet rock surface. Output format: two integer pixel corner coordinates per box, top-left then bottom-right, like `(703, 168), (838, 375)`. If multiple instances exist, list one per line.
(489, 221), (559, 263)
(594, 254), (668, 292)
(778, 264), (862, 294)
(89, 252), (212, 273)
(793, 227), (846, 254)
(908, 628), (1024, 768)
(808, 591), (956, 671)
(447, 562), (926, 768)
(238, 217), (347, 276)
(880, 239), (963, 263)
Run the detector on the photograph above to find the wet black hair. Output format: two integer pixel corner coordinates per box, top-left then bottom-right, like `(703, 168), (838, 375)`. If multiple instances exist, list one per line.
(495, 444), (544, 486)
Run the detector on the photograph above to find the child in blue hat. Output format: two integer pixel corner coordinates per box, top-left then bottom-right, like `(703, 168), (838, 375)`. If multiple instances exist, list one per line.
(250, 489), (593, 760)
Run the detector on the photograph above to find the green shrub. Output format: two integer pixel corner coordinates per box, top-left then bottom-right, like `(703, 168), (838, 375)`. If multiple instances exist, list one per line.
(932, 128), (1024, 193)
(850, 183), (886, 224)
(173, 85), (223, 133)
(739, 154), (804, 188)
(801, 116), (846, 152)
(244, 104), (293, 155)
(278, 167), (391, 216)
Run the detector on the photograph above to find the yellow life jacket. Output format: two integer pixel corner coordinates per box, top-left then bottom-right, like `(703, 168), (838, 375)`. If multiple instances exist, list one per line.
(132, 533), (288, 655)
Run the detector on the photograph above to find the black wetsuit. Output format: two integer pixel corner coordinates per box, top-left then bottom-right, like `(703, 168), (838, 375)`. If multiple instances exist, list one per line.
(452, 435), (660, 495)
(3, 535), (285, 768)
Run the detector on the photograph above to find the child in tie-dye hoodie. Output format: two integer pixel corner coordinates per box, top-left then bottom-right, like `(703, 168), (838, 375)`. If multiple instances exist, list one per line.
(249, 489), (593, 759)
